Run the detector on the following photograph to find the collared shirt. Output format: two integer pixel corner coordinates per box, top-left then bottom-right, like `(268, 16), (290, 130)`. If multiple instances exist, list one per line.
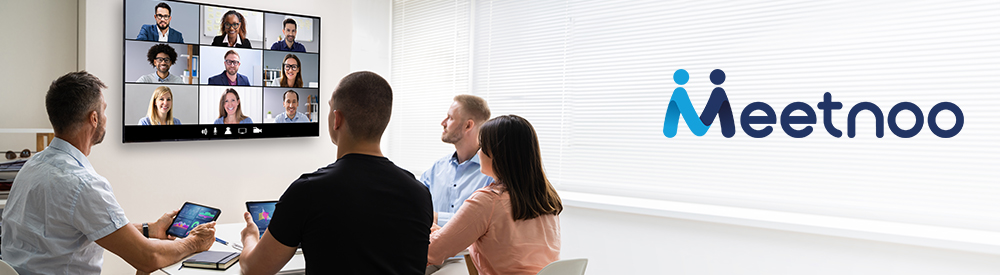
(222, 35), (243, 47)
(420, 152), (494, 226)
(136, 72), (184, 83)
(270, 40), (306, 52)
(275, 112), (310, 123)
(158, 27), (170, 42)
(1, 138), (130, 275)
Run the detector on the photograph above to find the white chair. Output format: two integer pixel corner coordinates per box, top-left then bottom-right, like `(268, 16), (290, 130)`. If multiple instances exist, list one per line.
(0, 260), (19, 275)
(536, 258), (588, 275)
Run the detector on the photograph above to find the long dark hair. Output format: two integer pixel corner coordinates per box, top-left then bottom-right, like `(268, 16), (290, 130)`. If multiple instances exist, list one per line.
(479, 115), (562, 221)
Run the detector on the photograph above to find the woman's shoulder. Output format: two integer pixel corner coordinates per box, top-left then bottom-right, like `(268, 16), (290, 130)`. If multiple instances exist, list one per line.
(241, 117), (254, 123)
(471, 184), (506, 202)
(173, 118), (182, 125)
(139, 117), (151, 125)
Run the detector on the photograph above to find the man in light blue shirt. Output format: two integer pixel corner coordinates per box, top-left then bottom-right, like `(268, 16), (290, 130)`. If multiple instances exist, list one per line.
(275, 90), (310, 123)
(421, 95), (494, 275)
(0, 71), (215, 275)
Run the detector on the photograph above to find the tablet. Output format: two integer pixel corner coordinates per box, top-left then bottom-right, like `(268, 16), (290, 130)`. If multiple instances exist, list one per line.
(246, 201), (277, 237)
(167, 202), (222, 238)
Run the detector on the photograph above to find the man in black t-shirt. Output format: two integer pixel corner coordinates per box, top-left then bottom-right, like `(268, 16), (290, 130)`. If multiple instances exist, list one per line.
(238, 71), (433, 274)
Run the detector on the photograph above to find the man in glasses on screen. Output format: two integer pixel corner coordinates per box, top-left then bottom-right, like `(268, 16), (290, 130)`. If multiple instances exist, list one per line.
(136, 44), (184, 84)
(136, 2), (184, 43)
(270, 18), (306, 52)
(207, 50), (250, 86)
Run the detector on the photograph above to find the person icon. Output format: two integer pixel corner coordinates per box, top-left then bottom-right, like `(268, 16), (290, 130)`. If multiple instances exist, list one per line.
(663, 69), (708, 137)
(700, 69), (734, 137)
(225, 127), (232, 135)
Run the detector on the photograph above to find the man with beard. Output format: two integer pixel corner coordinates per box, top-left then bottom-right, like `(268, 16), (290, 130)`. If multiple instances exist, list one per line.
(421, 95), (495, 275)
(270, 18), (306, 52)
(137, 43), (185, 83)
(137, 2), (184, 43)
(0, 71), (216, 275)
(207, 50), (251, 86)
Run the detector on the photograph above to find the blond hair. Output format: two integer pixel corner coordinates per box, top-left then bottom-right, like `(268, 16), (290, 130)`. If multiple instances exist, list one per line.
(146, 86), (175, 125)
(453, 94), (490, 123)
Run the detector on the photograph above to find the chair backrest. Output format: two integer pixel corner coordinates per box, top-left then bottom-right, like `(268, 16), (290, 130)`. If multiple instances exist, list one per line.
(536, 258), (588, 275)
(0, 260), (19, 275)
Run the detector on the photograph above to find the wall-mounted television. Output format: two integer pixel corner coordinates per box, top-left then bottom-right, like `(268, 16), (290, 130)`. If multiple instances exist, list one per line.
(122, 0), (321, 142)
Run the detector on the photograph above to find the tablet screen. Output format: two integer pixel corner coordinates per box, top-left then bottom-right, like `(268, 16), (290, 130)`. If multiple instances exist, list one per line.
(167, 202), (221, 237)
(246, 201), (277, 237)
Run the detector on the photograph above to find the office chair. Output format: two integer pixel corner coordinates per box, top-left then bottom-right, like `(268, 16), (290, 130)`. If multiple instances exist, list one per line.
(536, 258), (588, 275)
(0, 260), (19, 275)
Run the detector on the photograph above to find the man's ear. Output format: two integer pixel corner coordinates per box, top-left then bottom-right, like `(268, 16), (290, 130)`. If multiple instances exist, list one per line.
(90, 110), (100, 127)
(464, 119), (475, 132)
(332, 110), (343, 130)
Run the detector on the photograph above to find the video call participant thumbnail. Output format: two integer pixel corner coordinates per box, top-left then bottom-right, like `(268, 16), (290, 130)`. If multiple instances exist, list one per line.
(207, 50), (250, 86)
(136, 43), (184, 84)
(139, 86), (181, 125)
(270, 18), (306, 52)
(275, 90), (308, 123)
(274, 54), (302, 88)
(212, 10), (252, 48)
(238, 71), (433, 274)
(136, 2), (184, 43)
(214, 88), (253, 124)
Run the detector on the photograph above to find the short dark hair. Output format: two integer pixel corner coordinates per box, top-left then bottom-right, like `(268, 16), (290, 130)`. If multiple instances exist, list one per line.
(283, 90), (299, 101)
(146, 43), (178, 66)
(155, 2), (171, 15)
(283, 18), (297, 28)
(332, 71), (392, 141)
(479, 115), (563, 221)
(224, 50), (239, 60)
(46, 71), (107, 134)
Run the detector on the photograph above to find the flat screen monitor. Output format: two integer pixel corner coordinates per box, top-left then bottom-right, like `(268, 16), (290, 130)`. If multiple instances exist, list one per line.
(123, 0), (321, 142)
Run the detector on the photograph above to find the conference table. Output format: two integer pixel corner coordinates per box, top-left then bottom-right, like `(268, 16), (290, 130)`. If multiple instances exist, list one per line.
(161, 223), (305, 275)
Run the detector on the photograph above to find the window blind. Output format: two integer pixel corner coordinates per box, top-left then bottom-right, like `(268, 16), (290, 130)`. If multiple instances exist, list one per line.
(389, 0), (1000, 231)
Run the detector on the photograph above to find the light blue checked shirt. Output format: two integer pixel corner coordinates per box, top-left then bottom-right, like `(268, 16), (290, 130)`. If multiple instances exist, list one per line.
(1, 138), (129, 275)
(419, 152), (494, 227)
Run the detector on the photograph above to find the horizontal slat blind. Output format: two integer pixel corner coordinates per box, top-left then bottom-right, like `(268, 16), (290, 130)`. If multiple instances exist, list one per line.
(390, 0), (1000, 231)
(389, 0), (472, 170)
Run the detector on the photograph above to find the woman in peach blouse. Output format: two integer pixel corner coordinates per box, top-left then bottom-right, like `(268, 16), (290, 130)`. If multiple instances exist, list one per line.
(427, 115), (563, 275)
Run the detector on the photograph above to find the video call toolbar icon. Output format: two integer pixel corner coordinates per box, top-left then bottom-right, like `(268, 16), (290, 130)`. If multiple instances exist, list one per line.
(253, 127), (263, 133)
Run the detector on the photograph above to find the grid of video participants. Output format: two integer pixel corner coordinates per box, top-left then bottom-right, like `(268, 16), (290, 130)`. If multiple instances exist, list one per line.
(123, 0), (320, 142)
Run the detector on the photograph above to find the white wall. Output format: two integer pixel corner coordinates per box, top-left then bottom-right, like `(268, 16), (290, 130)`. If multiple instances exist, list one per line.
(78, 0), (350, 274)
(0, 0), (79, 149)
